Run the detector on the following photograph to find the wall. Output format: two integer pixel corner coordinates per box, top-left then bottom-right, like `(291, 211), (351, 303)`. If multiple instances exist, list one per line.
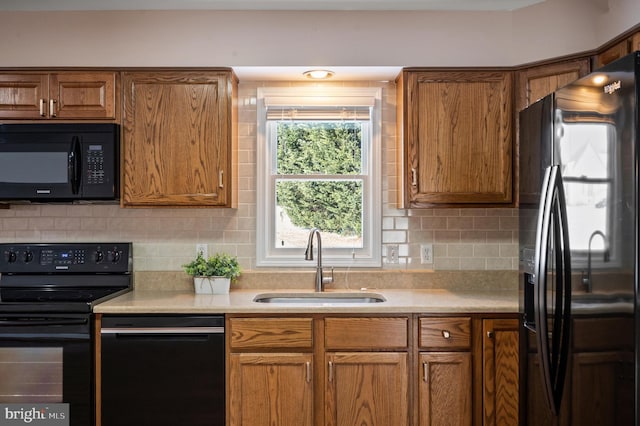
(1, 0), (632, 69)
(0, 2), (637, 276)
(0, 1), (636, 68)
(0, 80), (518, 272)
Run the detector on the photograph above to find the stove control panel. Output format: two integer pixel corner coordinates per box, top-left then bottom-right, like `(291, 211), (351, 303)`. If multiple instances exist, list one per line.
(0, 243), (132, 274)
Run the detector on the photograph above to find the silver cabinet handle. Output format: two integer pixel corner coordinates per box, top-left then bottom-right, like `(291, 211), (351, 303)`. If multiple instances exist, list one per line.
(411, 168), (418, 186)
(487, 330), (494, 339)
(39, 99), (46, 117)
(328, 361), (334, 382)
(442, 330), (451, 339)
(219, 170), (224, 188)
(306, 361), (311, 383)
(423, 362), (429, 382)
(49, 99), (57, 117)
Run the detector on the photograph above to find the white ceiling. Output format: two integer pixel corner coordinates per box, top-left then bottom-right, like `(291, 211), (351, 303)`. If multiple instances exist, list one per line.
(0, 0), (544, 11)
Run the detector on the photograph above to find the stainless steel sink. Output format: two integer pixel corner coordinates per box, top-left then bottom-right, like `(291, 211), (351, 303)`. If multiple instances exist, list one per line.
(253, 292), (386, 304)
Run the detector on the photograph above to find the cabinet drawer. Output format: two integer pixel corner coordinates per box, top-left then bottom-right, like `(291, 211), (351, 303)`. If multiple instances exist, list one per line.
(324, 317), (408, 350)
(229, 318), (313, 350)
(419, 317), (471, 349)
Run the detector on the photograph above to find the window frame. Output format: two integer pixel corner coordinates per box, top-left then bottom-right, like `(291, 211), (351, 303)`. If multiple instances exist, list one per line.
(256, 86), (382, 268)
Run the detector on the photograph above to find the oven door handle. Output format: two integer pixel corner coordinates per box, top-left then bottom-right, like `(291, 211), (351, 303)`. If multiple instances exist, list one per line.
(101, 327), (224, 335)
(0, 318), (89, 327)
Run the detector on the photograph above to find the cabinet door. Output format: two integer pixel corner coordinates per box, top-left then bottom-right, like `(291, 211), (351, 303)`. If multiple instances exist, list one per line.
(400, 70), (513, 207)
(482, 319), (519, 426)
(596, 39), (629, 68)
(418, 352), (472, 426)
(50, 72), (117, 119)
(515, 58), (590, 111)
(122, 71), (234, 207)
(0, 73), (48, 119)
(229, 353), (313, 426)
(631, 32), (640, 52)
(325, 352), (408, 426)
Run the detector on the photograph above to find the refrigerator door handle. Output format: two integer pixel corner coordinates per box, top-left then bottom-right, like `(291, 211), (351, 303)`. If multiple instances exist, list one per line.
(552, 174), (572, 414)
(534, 165), (556, 414)
(533, 165), (572, 416)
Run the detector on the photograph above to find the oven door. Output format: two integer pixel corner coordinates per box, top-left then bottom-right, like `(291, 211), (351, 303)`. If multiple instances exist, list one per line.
(0, 313), (92, 426)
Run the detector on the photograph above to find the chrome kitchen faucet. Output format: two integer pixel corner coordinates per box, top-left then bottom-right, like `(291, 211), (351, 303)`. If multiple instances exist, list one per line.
(305, 228), (334, 292)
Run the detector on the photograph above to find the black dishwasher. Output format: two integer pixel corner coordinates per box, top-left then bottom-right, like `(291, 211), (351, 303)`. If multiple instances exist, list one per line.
(100, 315), (225, 426)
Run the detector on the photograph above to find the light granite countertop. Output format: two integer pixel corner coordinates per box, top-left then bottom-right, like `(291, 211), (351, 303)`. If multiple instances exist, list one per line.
(93, 288), (519, 314)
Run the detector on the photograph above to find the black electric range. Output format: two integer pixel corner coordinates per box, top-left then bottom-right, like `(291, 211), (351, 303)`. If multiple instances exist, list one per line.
(0, 243), (132, 426)
(0, 242), (132, 313)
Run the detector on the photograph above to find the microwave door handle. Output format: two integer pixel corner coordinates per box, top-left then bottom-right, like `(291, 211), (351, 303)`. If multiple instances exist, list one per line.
(69, 136), (81, 194)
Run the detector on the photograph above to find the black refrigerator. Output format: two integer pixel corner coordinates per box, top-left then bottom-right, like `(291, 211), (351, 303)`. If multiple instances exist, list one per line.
(519, 51), (639, 425)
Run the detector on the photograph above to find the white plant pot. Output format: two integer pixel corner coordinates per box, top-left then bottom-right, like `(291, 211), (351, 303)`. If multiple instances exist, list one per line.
(194, 276), (230, 294)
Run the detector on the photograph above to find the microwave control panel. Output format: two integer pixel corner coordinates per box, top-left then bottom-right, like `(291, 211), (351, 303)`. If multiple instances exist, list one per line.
(86, 144), (106, 185)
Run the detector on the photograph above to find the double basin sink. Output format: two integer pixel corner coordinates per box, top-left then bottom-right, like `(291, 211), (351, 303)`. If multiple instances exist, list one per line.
(253, 292), (386, 304)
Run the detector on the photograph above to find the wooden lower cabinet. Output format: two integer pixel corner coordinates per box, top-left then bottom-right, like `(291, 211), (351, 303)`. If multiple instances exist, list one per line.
(482, 318), (519, 426)
(228, 314), (518, 426)
(325, 352), (408, 426)
(418, 316), (472, 426)
(229, 353), (313, 426)
(418, 352), (472, 426)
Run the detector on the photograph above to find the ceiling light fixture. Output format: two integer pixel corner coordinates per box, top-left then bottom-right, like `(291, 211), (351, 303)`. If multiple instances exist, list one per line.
(303, 69), (335, 80)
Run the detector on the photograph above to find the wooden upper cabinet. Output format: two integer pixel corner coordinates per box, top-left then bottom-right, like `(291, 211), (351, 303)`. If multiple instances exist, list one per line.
(631, 32), (640, 52)
(121, 70), (237, 207)
(397, 70), (513, 208)
(515, 58), (590, 112)
(0, 71), (117, 120)
(596, 30), (640, 69)
(596, 39), (629, 68)
(50, 72), (117, 119)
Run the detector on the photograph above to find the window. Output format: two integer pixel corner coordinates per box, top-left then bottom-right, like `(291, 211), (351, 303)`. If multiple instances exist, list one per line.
(256, 87), (381, 267)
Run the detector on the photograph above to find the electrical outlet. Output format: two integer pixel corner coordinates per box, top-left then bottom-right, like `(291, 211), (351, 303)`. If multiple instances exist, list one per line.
(420, 243), (433, 264)
(196, 244), (208, 259)
(387, 244), (399, 264)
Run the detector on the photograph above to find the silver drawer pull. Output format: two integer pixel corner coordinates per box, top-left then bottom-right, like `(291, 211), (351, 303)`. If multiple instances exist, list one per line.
(442, 330), (451, 339)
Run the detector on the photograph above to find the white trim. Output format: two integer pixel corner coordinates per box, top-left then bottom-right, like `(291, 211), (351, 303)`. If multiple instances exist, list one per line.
(256, 86), (382, 267)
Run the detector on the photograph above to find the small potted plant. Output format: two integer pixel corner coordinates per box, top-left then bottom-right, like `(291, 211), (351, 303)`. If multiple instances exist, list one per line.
(182, 252), (241, 294)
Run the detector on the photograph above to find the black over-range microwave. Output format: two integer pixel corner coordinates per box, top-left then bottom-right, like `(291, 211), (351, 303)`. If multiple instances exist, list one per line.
(0, 123), (119, 201)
